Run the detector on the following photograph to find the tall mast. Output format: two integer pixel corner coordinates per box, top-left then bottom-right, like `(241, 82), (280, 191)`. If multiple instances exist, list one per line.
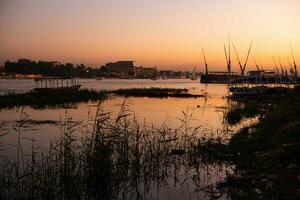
(232, 41), (252, 77)
(242, 40), (253, 76)
(259, 60), (264, 71)
(202, 49), (208, 75)
(232, 43), (243, 75)
(224, 45), (229, 69)
(253, 57), (261, 71)
(272, 56), (280, 74)
(287, 57), (294, 74)
(278, 57), (284, 74)
(289, 43), (298, 77)
(228, 33), (231, 82)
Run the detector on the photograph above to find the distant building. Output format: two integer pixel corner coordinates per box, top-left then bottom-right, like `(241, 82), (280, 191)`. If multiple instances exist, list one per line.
(136, 66), (157, 78)
(173, 71), (183, 78)
(159, 70), (174, 78)
(105, 61), (135, 76)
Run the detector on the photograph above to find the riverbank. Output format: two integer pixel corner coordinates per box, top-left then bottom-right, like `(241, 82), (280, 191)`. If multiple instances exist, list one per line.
(201, 86), (300, 199)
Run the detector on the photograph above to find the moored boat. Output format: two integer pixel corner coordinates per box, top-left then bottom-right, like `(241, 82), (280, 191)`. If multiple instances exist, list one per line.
(34, 77), (81, 92)
(229, 85), (291, 97)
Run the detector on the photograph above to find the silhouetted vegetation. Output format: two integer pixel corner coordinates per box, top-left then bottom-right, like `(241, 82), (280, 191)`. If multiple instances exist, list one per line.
(0, 87), (205, 109)
(110, 87), (206, 98)
(0, 104), (231, 199)
(225, 100), (260, 125)
(0, 89), (107, 109)
(197, 86), (300, 199)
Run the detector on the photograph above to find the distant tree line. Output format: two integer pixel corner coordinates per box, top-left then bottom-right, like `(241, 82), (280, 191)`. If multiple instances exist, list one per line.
(4, 59), (104, 78)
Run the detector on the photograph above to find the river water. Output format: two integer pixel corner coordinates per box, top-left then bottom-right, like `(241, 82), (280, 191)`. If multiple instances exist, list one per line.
(0, 78), (254, 199)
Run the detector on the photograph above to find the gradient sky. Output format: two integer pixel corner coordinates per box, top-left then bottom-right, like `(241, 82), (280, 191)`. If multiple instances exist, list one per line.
(1, 0), (300, 71)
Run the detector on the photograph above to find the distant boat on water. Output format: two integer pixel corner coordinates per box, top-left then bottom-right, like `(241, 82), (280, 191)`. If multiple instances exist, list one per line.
(201, 71), (239, 83)
(200, 37), (238, 84)
(229, 85), (291, 98)
(191, 66), (197, 80)
(34, 77), (81, 92)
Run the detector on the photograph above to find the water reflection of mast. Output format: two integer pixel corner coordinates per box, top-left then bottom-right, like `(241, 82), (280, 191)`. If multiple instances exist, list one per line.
(201, 94), (208, 115)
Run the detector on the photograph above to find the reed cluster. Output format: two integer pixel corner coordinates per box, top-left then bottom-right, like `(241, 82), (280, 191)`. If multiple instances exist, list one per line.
(0, 103), (231, 200)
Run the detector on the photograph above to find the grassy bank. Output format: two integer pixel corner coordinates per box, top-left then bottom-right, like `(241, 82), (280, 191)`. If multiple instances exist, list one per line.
(202, 86), (300, 199)
(109, 87), (206, 98)
(0, 89), (107, 109)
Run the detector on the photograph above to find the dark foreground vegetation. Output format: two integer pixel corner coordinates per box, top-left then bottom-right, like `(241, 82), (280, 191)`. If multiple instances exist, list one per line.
(0, 104), (230, 200)
(1, 87), (300, 199)
(203, 86), (300, 199)
(0, 89), (107, 109)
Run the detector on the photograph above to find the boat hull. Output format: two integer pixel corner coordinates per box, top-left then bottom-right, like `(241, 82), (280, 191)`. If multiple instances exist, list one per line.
(200, 74), (240, 84)
(229, 86), (290, 97)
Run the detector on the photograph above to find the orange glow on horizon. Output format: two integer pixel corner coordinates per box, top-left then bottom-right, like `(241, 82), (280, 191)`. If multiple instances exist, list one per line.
(1, 0), (300, 71)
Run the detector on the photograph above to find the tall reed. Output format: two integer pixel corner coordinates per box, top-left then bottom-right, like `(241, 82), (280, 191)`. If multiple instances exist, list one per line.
(0, 103), (232, 199)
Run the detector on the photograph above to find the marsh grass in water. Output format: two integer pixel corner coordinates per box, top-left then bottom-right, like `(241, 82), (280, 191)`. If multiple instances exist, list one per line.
(109, 87), (206, 98)
(0, 89), (107, 109)
(225, 100), (261, 125)
(0, 87), (205, 110)
(0, 103), (232, 200)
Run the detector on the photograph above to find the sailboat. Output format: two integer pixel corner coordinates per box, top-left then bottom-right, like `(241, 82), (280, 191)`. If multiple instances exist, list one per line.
(232, 40), (252, 77)
(200, 35), (239, 84)
(191, 66), (197, 80)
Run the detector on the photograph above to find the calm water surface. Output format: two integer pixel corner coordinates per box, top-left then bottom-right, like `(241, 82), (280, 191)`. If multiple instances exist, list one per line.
(0, 79), (238, 149)
(0, 79), (252, 199)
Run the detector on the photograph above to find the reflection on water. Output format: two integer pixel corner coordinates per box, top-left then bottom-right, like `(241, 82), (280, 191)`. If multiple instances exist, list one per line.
(0, 79), (254, 199)
(0, 79), (226, 95)
(0, 104), (234, 199)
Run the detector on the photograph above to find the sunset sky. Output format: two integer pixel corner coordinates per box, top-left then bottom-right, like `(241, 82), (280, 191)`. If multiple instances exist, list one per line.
(1, 0), (300, 71)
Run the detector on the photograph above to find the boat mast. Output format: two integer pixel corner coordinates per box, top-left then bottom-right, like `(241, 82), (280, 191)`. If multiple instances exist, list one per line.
(232, 40), (253, 77)
(224, 34), (231, 83)
(287, 57), (294, 75)
(242, 41), (253, 76)
(232, 43), (243, 76)
(272, 56), (280, 74)
(253, 57), (261, 71)
(289, 43), (298, 78)
(278, 57), (285, 75)
(228, 34), (231, 82)
(202, 49), (208, 75)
